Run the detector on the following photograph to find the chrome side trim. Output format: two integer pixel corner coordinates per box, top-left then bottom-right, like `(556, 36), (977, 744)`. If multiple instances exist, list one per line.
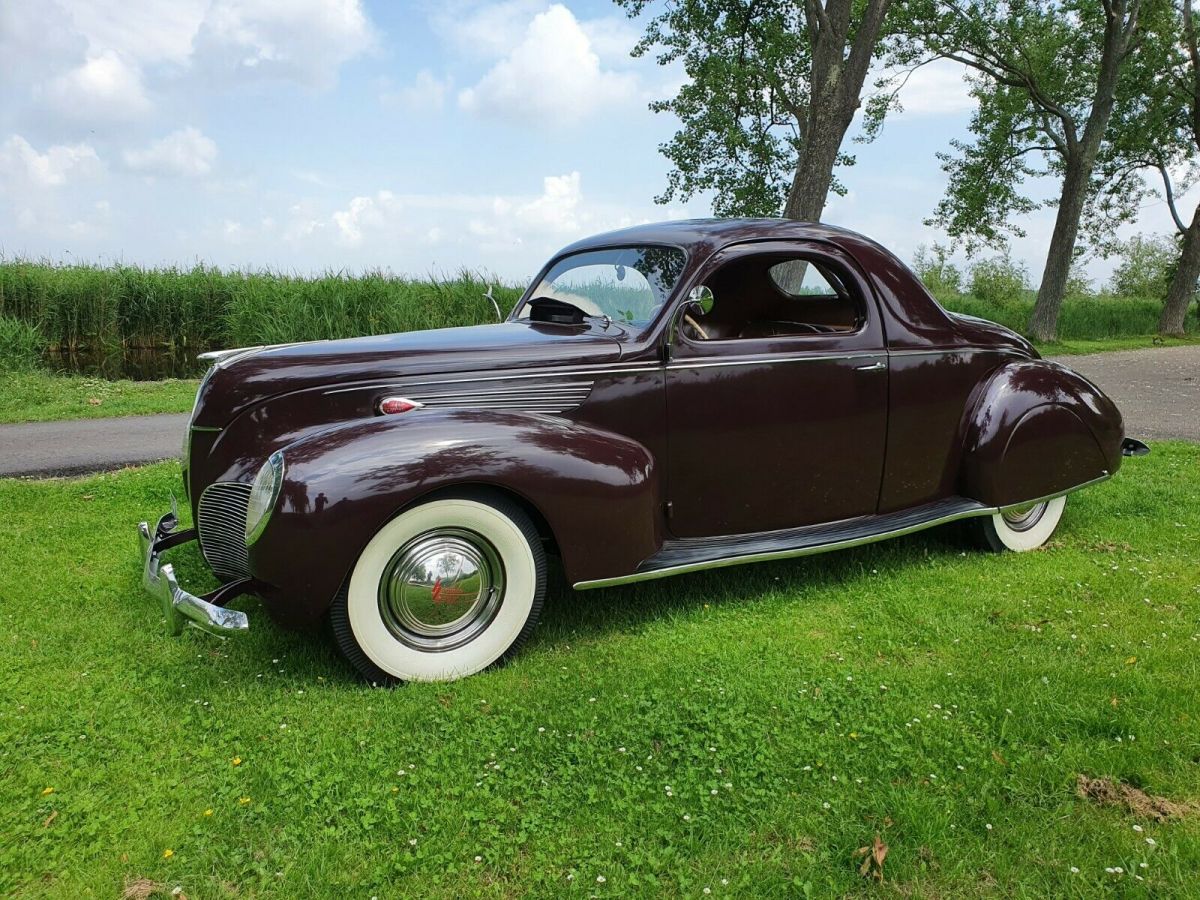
(323, 366), (660, 395)
(665, 351), (883, 371)
(573, 474), (1113, 590)
(887, 347), (1015, 357)
(996, 472), (1110, 512)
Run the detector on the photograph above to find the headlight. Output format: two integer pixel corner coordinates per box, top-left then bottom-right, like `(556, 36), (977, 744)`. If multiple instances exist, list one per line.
(245, 451), (285, 545)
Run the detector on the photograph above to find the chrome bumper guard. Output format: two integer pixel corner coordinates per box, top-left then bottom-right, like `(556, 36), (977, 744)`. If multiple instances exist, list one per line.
(138, 502), (251, 636)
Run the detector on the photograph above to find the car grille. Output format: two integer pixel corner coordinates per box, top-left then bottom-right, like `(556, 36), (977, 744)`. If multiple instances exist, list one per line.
(197, 482), (253, 581)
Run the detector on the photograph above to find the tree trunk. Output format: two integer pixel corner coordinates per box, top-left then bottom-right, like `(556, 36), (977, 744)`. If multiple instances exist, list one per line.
(1029, 154), (1092, 341)
(1160, 204), (1200, 335)
(781, 111), (847, 221)
(1027, 0), (1139, 341)
(780, 0), (892, 223)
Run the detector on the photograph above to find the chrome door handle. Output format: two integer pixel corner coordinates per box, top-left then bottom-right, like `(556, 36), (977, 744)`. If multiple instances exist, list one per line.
(855, 361), (886, 371)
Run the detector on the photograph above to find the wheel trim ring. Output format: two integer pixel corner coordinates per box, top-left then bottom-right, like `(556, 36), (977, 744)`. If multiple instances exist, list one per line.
(378, 527), (506, 652)
(1001, 500), (1049, 532)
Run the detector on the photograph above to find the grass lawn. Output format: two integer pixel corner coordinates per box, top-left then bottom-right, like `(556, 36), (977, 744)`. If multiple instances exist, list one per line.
(1035, 335), (1200, 356)
(0, 372), (199, 424)
(2, 451), (1199, 897)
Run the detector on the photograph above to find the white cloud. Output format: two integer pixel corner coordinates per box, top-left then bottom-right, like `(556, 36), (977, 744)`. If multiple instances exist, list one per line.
(193, 0), (375, 89)
(329, 170), (590, 251)
(382, 69), (452, 112)
(40, 51), (153, 123)
(513, 171), (582, 234)
(54, 0), (208, 66)
(457, 5), (638, 125)
(332, 191), (400, 245)
(123, 127), (217, 178)
(0, 135), (102, 188)
(432, 0), (546, 60)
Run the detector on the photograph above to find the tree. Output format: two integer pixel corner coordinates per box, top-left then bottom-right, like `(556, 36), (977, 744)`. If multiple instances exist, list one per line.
(1087, 0), (1198, 334)
(1108, 234), (1177, 299)
(617, 0), (894, 221)
(903, 0), (1148, 341)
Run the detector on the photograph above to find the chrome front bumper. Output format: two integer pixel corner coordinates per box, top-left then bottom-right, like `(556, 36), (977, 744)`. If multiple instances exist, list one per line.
(138, 503), (250, 636)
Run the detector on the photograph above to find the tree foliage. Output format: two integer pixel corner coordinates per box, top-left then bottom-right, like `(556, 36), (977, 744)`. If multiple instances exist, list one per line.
(617, 0), (893, 219)
(898, 0), (1151, 340)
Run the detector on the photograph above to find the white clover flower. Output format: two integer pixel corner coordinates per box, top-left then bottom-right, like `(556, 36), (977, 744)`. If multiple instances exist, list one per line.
(1070, 866), (1080, 874)
(596, 875), (606, 883)
(985, 824), (993, 831)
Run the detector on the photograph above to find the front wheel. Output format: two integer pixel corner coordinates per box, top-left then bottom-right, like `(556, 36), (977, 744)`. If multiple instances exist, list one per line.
(331, 491), (546, 684)
(975, 496), (1067, 552)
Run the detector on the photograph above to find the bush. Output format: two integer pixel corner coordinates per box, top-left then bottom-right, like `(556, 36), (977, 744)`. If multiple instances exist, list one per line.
(0, 315), (43, 371)
(911, 243), (963, 300)
(969, 254), (1030, 306)
(1109, 234), (1176, 300)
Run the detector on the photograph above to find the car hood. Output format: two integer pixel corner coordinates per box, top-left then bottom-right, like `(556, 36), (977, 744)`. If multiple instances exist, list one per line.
(194, 321), (624, 426)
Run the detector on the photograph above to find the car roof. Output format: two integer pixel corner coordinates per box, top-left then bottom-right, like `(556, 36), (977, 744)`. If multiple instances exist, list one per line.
(555, 218), (874, 257)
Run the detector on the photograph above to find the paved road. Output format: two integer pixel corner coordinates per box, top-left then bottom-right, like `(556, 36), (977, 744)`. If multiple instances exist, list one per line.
(1047, 345), (1200, 443)
(0, 413), (189, 478)
(0, 345), (1195, 477)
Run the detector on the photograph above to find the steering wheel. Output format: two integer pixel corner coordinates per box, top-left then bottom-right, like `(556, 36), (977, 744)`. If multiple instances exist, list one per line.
(683, 312), (709, 340)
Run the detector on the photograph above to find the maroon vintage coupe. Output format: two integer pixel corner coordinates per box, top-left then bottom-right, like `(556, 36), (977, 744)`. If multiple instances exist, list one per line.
(139, 219), (1146, 682)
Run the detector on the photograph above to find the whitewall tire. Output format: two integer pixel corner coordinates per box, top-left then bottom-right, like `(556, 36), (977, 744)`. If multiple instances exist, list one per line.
(331, 491), (546, 684)
(976, 496), (1067, 552)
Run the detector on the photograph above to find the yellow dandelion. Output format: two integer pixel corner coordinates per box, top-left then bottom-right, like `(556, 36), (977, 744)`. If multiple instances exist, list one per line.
(239, 797), (251, 805)
(203, 809), (213, 817)
(231, 756), (242, 766)
(163, 849), (174, 859)
(41, 787), (54, 796)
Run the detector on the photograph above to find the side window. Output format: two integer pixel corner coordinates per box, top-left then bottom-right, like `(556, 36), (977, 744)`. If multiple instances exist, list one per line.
(682, 254), (864, 342)
(767, 260), (846, 299)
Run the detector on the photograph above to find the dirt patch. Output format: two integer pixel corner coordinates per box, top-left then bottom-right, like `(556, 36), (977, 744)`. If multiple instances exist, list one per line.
(1076, 774), (1196, 822)
(121, 879), (165, 900)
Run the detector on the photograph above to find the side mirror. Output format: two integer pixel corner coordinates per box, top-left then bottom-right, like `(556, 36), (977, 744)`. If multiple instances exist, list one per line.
(687, 284), (715, 315)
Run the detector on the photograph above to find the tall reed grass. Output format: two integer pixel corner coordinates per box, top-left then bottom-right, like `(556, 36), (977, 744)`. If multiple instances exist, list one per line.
(0, 260), (1192, 365)
(0, 260), (517, 352)
(942, 295), (1196, 339)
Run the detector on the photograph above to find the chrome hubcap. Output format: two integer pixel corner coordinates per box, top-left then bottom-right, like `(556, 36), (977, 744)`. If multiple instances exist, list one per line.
(1001, 501), (1048, 532)
(378, 528), (505, 651)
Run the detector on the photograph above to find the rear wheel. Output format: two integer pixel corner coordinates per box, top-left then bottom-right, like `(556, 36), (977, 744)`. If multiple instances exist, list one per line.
(975, 496), (1066, 552)
(331, 491), (546, 684)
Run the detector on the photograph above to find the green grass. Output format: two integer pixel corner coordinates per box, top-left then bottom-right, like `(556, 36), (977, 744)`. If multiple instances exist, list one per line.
(0, 372), (199, 424)
(2, 448), (1198, 897)
(1034, 334), (1200, 356)
(941, 294), (1198, 341)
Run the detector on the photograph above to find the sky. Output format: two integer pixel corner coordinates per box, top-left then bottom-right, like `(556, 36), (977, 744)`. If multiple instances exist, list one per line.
(0, 0), (1188, 287)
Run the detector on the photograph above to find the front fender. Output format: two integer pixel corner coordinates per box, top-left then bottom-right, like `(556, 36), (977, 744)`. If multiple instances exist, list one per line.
(247, 409), (661, 627)
(961, 360), (1123, 507)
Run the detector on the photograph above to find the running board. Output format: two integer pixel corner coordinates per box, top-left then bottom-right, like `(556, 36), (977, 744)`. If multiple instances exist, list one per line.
(573, 497), (993, 590)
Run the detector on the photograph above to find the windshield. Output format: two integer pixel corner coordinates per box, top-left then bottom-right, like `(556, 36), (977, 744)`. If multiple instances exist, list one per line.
(517, 245), (688, 327)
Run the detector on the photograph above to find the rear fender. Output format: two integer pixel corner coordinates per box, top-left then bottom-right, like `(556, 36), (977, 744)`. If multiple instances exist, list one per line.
(248, 409), (661, 627)
(961, 360), (1123, 507)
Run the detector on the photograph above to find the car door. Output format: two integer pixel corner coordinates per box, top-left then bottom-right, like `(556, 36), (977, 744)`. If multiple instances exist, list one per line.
(663, 241), (888, 538)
